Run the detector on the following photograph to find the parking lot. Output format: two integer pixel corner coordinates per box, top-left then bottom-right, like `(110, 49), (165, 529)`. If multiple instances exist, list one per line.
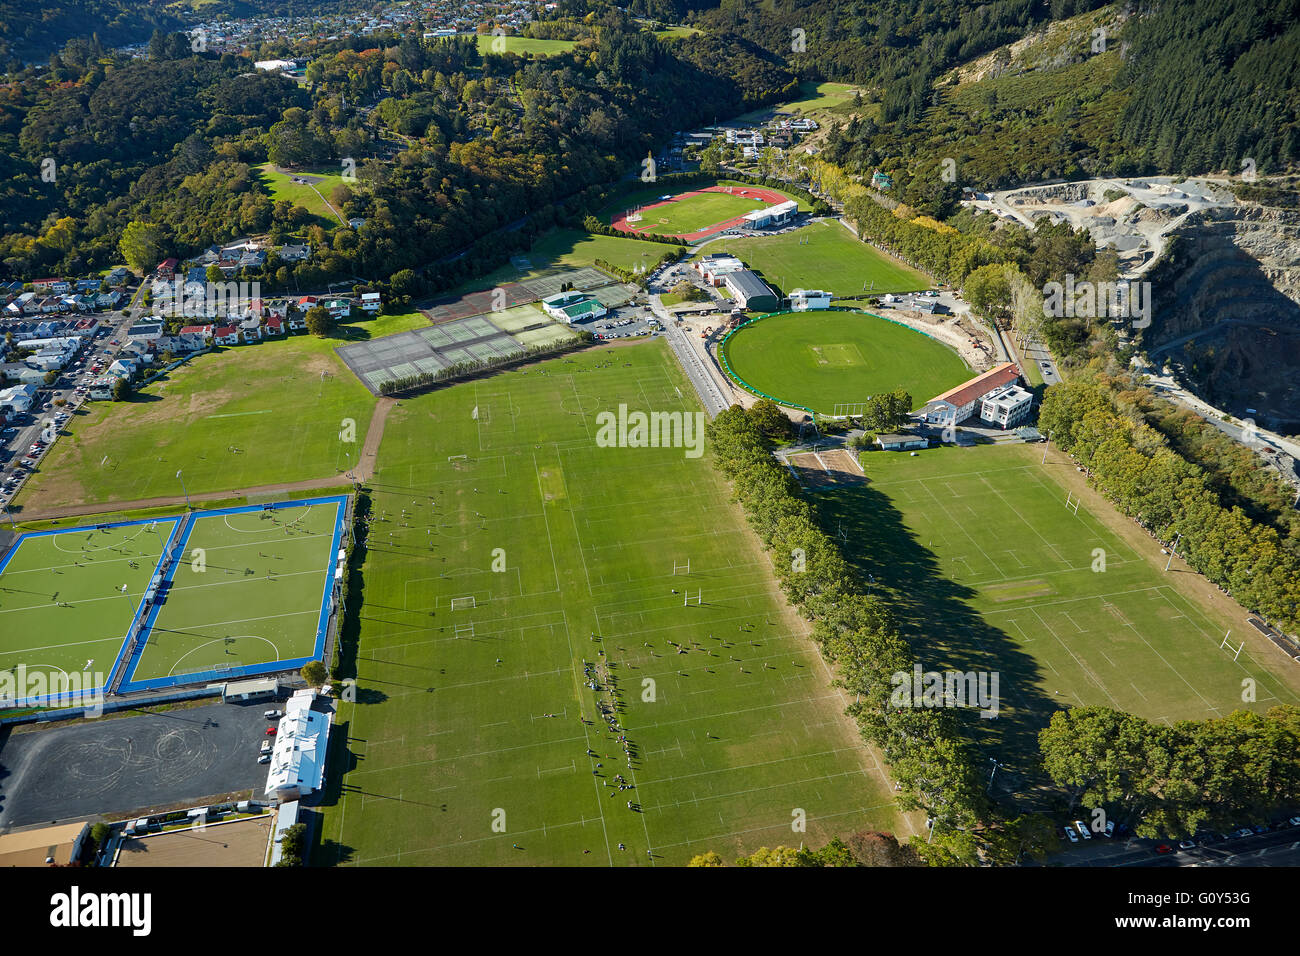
(2, 320), (134, 510)
(589, 302), (662, 340)
(0, 699), (284, 828)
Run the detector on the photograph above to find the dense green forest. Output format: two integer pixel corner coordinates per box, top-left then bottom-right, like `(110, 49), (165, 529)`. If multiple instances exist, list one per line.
(672, 0), (1300, 190)
(0, 10), (793, 292)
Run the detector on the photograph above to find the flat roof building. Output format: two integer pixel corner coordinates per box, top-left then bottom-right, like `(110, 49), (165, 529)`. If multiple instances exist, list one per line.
(723, 270), (779, 313)
(264, 690), (331, 804)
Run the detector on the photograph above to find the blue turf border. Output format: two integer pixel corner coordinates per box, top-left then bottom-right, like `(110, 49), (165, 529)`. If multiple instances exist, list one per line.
(116, 495), (349, 694)
(0, 515), (183, 708)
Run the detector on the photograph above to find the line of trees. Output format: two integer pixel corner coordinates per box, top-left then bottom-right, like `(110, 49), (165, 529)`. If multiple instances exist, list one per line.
(707, 403), (1030, 865)
(1040, 705), (1300, 839)
(689, 831), (923, 867)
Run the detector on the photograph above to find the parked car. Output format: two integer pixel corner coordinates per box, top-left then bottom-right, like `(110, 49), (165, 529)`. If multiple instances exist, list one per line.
(257, 754), (271, 764)
(1154, 843), (1174, 854)
(1177, 839), (1196, 849)
(1064, 826), (1079, 844)
(1289, 816), (1300, 827)
(1073, 820), (1092, 839)
(264, 709), (283, 719)
(1103, 821), (1115, 838)
(265, 727), (277, 735)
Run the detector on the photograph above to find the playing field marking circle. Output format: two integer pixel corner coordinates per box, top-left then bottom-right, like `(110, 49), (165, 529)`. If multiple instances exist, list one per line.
(51, 524), (148, 555)
(166, 635), (282, 677)
(223, 505), (314, 533)
(0, 662), (83, 703)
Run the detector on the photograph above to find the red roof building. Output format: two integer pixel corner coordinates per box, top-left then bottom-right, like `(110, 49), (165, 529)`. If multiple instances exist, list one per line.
(920, 363), (1023, 426)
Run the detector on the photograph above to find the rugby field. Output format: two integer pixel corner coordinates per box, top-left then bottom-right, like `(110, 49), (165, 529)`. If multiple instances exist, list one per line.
(812, 442), (1300, 796)
(318, 340), (906, 865)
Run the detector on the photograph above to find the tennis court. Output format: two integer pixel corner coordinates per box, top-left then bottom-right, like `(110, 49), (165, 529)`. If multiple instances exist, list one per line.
(118, 497), (348, 693)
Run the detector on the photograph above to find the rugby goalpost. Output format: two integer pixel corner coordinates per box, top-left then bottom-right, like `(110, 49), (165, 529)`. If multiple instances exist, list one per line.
(1220, 631), (1244, 662)
(1064, 492), (1081, 515)
(455, 623), (475, 638)
(672, 559), (690, 575)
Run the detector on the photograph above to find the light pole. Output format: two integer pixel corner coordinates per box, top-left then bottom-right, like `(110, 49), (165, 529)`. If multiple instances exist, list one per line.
(1041, 429), (1051, 464)
(176, 469), (190, 510)
(2, 502), (15, 531)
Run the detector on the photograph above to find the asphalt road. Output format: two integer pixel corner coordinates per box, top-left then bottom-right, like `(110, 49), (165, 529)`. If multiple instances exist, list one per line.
(1049, 825), (1300, 867)
(648, 263), (731, 417)
(0, 699), (279, 828)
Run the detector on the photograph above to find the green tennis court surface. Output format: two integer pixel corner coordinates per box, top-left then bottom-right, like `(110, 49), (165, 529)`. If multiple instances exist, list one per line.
(123, 499), (346, 691)
(0, 518), (178, 705)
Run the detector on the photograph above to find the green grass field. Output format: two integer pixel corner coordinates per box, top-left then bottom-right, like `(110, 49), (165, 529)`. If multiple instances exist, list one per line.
(0, 518), (178, 703)
(450, 229), (676, 298)
(733, 81), (865, 123)
(722, 310), (971, 413)
(317, 340), (905, 865)
(256, 164), (350, 227)
(701, 219), (931, 296)
(812, 443), (1300, 797)
(476, 35), (577, 56)
(625, 191), (770, 236)
(128, 500), (342, 686)
(14, 335), (374, 511)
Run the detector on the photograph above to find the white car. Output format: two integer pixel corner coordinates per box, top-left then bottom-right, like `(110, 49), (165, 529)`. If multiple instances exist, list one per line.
(264, 709), (283, 719)
(1074, 820), (1092, 839)
(1064, 826), (1079, 844)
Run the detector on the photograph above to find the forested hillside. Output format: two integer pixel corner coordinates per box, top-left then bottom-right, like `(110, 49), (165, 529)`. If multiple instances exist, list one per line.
(669, 0), (1299, 190)
(0, 9), (792, 292)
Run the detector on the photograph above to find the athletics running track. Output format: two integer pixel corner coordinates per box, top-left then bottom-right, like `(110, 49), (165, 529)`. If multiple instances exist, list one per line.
(610, 185), (792, 242)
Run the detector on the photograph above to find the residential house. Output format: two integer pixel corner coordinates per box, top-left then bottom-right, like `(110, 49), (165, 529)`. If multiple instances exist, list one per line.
(0, 383), (39, 413)
(156, 258), (179, 278)
(278, 243), (310, 263)
(360, 292), (382, 313)
(213, 325), (239, 346)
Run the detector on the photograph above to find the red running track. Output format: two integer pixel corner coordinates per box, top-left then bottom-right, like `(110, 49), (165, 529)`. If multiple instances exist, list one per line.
(610, 185), (792, 242)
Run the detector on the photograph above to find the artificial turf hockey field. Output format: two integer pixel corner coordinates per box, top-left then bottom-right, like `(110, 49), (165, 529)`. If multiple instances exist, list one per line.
(119, 497), (348, 692)
(0, 517), (179, 705)
(318, 341), (906, 866)
(812, 442), (1300, 796)
(0, 497), (348, 704)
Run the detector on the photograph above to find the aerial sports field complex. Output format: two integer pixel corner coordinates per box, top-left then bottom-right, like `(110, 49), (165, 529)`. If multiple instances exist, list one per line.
(0, 496), (349, 707)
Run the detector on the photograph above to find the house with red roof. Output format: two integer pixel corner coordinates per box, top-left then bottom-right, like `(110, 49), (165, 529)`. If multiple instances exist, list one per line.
(213, 325), (239, 346)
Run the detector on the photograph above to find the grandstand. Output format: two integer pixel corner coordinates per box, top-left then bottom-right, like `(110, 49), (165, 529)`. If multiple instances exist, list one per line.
(743, 199), (798, 229)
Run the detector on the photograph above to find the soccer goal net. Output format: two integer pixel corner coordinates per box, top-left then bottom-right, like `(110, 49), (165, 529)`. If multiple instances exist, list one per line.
(450, 595), (476, 611)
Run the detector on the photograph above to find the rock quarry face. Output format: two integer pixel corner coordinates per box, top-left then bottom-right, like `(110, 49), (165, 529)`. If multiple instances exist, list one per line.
(1148, 203), (1300, 430)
